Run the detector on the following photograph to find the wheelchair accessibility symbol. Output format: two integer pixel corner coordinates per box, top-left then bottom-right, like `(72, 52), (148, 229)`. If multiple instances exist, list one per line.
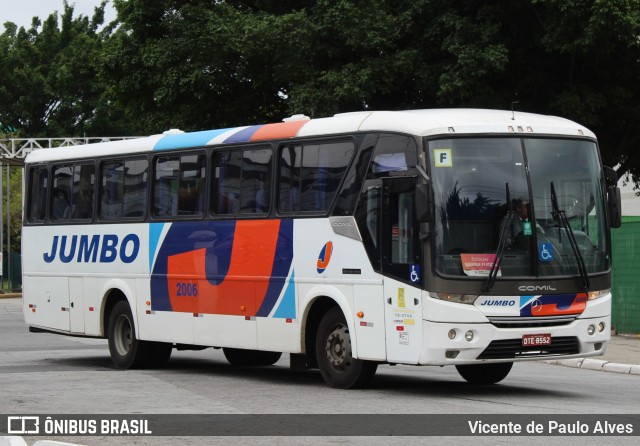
(538, 243), (554, 262)
(410, 264), (421, 283)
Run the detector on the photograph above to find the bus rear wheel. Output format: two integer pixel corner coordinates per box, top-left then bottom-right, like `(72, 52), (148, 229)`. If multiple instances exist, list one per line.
(455, 362), (513, 385)
(315, 307), (377, 389)
(223, 348), (282, 366)
(107, 300), (172, 369)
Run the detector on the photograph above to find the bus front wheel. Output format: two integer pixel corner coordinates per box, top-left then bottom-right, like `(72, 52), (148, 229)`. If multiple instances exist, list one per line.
(107, 300), (172, 369)
(315, 307), (377, 389)
(455, 362), (513, 385)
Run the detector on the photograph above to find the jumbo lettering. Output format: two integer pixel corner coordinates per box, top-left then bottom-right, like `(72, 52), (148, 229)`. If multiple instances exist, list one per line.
(43, 234), (140, 264)
(480, 300), (516, 307)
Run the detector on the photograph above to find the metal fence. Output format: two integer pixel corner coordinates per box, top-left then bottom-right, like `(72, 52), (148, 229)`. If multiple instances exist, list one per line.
(0, 136), (137, 160)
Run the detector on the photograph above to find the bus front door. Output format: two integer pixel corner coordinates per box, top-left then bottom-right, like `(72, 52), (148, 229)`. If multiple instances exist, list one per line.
(381, 177), (423, 364)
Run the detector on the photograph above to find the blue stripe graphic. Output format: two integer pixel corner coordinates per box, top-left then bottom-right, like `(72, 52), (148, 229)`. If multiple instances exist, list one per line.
(273, 271), (296, 319)
(256, 219), (294, 317)
(223, 125), (262, 143)
(149, 223), (165, 272)
(153, 128), (236, 150)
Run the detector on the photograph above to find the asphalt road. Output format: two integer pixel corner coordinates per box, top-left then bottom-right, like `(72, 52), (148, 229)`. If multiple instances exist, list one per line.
(1, 297), (639, 446)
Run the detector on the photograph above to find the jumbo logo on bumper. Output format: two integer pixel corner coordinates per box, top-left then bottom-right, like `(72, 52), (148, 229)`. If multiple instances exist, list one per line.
(475, 294), (587, 317)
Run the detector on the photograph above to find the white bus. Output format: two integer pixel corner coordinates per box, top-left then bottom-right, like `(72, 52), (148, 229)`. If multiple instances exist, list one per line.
(22, 109), (621, 388)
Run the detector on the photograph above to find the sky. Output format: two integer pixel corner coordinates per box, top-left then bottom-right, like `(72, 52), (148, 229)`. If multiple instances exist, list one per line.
(1, 0), (117, 30)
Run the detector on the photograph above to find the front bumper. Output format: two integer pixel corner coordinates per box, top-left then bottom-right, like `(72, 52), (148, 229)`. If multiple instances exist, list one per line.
(418, 315), (610, 365)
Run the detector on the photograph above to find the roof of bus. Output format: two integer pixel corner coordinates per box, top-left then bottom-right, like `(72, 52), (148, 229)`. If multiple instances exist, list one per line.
(24, 108), (595, 164)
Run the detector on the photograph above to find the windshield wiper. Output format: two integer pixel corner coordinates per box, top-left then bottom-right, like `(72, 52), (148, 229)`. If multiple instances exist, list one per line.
(483, 183), (513, 292)
(550, 182), (590, 289)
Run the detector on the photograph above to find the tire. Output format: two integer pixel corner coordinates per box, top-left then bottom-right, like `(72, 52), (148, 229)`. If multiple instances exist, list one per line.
(107, 300), (172, 369)
(315, 307), (377, 389)
(223, 348), (282, 366)
(455, 362), (513, 385)
(148, 341), (173, 368)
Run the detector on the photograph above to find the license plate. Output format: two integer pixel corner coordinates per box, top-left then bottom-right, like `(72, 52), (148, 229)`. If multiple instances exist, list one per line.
(522, 333), (552, 346)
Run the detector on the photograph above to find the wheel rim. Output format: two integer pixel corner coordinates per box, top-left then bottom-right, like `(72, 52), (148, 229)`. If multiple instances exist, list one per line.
(324, 323), (352, 372)
(114, 314), (133, 356)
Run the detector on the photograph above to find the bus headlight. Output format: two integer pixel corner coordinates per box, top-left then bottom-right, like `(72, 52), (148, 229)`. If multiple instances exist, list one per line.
(587, 289), (610, 301)
(430, 292), (478, 305)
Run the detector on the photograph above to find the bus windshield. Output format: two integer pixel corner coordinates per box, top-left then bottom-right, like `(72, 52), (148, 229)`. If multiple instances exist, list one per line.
(429, 137), (609, 279)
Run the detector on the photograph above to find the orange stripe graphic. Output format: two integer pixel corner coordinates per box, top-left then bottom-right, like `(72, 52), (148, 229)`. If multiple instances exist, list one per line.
(250, 121), (307, 141)
(167, 220), (281, 315)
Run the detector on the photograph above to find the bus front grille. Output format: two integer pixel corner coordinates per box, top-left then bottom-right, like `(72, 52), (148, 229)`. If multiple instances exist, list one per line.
(477, 336), (580, 360)
(487, 316), (576, 328)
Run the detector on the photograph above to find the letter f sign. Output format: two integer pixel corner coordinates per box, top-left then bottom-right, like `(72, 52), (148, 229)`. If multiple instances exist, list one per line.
(434, 149), (452, 167)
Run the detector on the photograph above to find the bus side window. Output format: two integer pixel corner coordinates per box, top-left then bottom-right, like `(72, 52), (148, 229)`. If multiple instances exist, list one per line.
(278, 140), (354, 214)
(278, 145), (301, 213)
(212, 147), (271, 216)
(152, 153), (206, 219)
(367, 134), (417, 178)
(27, 167), (48, 223)
(212, 150), (241, 215)
(100, 158), (148, 221)
(333, 141), (375, 216)
(381, 177), (420, 283)
(100, 161), (124, 220)
(153, 156), (179, 217)
(122, 159), (148, 218)
(241, 148), (271, 214)
(178, 154), (206, 217)
(71, 164), (95, 220)
(51, 166), (73, 222)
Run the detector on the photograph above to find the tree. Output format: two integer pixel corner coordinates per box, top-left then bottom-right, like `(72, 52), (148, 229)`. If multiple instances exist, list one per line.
(103, 0), (311, 132)
(3, 0), (640, 185)
(0, 1), (128, 137)
(497, 0), (640, 183)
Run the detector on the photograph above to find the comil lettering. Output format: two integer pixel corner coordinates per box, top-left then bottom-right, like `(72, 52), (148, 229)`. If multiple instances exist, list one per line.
(518, 285), (557, 292)
(43, 234), (140, 264)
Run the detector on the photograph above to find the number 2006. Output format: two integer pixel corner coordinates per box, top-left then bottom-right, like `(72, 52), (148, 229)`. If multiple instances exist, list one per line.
(176, 282), (198, 297)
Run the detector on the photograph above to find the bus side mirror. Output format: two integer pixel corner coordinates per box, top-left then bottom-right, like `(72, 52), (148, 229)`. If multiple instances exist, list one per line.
(603, 166), (621, 228)
(415, 183), (431, 223)
(608, 185), (622, 228)
(603, 166), (618, 187)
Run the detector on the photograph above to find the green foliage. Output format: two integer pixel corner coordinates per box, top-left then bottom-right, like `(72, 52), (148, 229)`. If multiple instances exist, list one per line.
(0, 0), (127, 137)
(1, 0), (640, 184)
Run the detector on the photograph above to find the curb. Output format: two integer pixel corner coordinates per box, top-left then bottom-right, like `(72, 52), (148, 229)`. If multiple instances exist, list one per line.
(0, 293), (22, 299)
(546, 358), (640, 376)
